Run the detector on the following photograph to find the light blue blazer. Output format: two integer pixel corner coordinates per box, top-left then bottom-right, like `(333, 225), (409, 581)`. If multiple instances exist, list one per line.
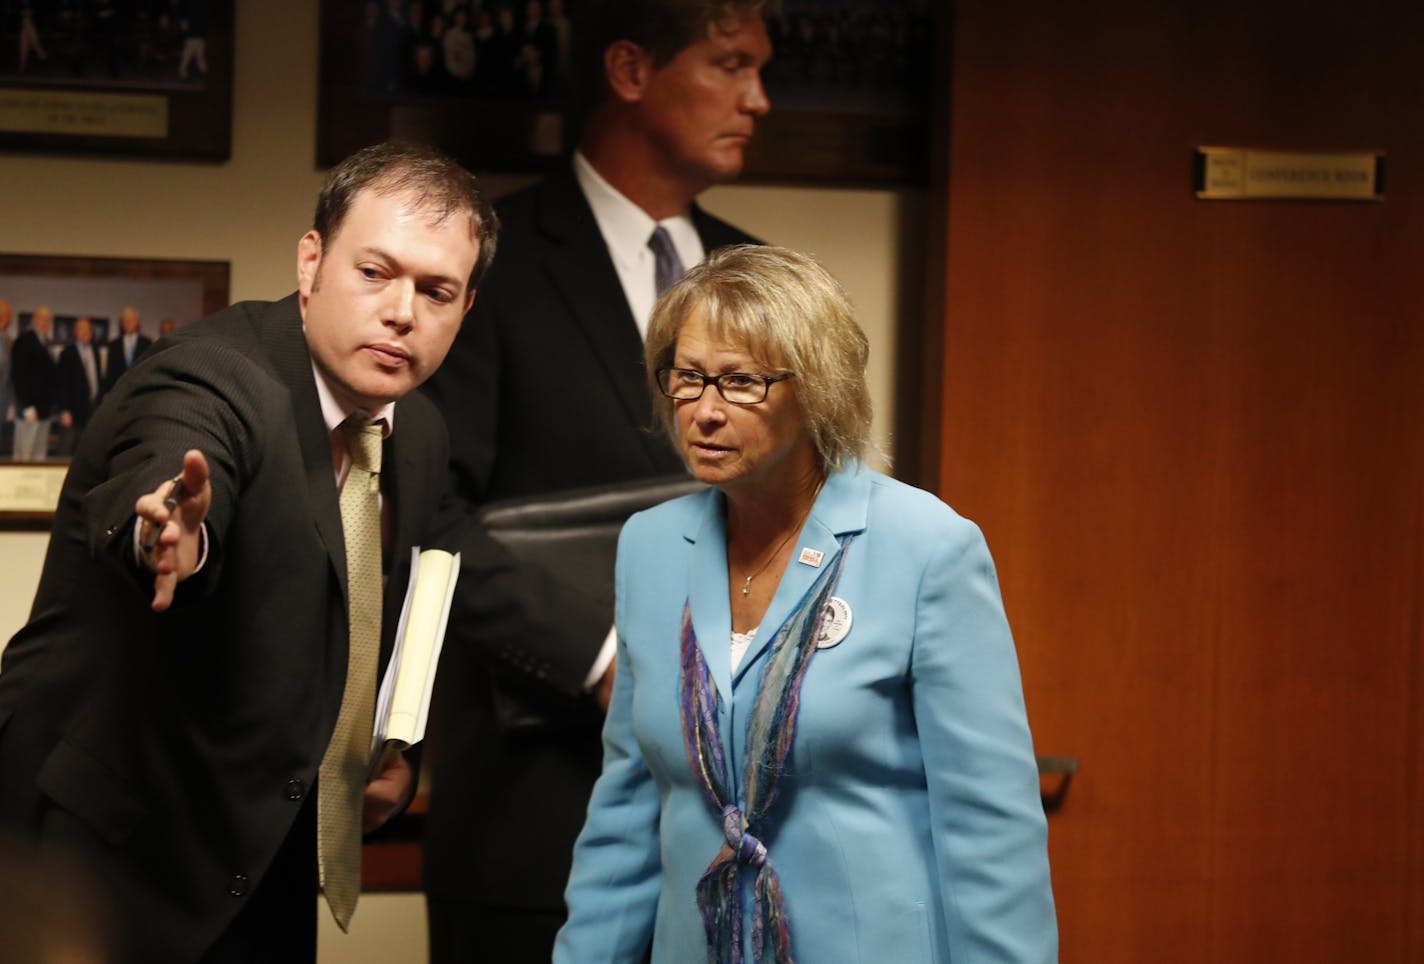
(555, 463), (1057, 963)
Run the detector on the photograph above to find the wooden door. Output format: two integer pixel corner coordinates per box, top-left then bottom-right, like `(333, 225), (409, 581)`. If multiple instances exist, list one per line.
(926, 2), (1424, 959)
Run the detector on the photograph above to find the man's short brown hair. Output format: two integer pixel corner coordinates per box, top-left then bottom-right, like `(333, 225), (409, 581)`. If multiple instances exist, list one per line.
(313, 140), (500, 290)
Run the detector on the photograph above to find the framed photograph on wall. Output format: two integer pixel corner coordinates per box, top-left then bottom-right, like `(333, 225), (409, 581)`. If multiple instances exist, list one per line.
(316, 0), (932, 185)
(747, 1), (934, 183)
(0, 252), (230, 525)
(0, 1), (235, 160)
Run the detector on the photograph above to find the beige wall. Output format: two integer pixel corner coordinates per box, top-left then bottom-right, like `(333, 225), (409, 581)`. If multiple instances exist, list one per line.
(0, 0), (916, 958)
(0, 0), (915, 638)
(0, 533), (46, 634)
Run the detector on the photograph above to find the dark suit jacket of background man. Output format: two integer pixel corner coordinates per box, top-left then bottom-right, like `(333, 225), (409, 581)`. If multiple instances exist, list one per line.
(0, 295), (605, 963)
(421, 165), (758, 914)
(56, 340), (106, 431)
(10, 327), (58, 420)
(103, 332), (155, 393)
(0, 327), (13, 449)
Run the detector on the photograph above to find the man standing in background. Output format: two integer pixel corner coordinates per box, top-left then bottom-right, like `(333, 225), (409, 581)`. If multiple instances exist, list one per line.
(55, 315), (106, 454)
(10, 304), (59, 461)
(0, 299), (14, 454)
(103, 306), (154, 393)
(420, 2), (771, 959)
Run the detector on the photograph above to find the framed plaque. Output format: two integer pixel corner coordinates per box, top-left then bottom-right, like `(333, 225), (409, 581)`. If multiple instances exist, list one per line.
(0, 1), (234, 160)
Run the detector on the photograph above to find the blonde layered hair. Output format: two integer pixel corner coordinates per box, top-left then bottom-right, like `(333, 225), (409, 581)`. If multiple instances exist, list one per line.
(645, 245), (876, 473)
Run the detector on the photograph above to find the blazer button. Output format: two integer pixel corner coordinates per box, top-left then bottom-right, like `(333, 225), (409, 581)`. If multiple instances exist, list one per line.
(285, 778), (307, 801)
(228, 874), (249, 898)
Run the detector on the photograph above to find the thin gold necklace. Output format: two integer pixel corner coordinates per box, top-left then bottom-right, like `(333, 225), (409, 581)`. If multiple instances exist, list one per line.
(738, 477), (825, 597)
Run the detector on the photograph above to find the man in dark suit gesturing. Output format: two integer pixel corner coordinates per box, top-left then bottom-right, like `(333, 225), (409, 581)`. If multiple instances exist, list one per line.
(420, 2), (772, 959)
(0, 141), (604, 964)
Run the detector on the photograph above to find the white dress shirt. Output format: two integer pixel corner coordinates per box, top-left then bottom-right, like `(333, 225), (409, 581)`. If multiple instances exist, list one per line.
(78, 343), (99, 400)
(573, 150), (704, 338)
(572, 151), (706, 689)
(312, 361), (395, 489)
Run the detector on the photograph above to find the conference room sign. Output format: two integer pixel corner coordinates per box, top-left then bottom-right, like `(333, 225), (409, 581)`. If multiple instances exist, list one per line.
(1194, 147), (1385, 201)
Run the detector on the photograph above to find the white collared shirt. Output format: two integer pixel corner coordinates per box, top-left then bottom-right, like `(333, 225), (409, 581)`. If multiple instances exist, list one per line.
(311, 362), (398, 564)
(573, 150), (704, 339)
(311, 361), (395, 488)
(573, 152), (704, 690)
(78, 342), (99, 399)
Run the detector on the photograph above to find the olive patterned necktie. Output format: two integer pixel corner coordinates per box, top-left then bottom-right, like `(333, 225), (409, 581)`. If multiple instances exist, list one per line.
(318, 415), (383, 930)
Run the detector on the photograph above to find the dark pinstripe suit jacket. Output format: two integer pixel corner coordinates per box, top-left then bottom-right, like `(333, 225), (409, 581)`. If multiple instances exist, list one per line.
(0, 295), (603, 962)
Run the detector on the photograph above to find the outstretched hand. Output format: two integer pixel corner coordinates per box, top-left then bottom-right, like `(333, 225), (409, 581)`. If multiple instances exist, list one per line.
(135, 449), (212, 612)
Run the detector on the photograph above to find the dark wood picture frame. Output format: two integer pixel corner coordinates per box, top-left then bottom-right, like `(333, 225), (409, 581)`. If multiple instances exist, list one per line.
(0, 1), (235, 160)
(316, 0), (932, 185)
(0, 252), (230, 525)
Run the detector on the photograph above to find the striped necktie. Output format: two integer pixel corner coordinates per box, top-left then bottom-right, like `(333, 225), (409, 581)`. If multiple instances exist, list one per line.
(648, 225), (686, 296)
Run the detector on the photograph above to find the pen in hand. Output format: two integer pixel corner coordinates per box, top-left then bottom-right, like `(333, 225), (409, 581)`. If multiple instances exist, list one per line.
(142, 475), (186, 553)
(141, 450), (212, 612)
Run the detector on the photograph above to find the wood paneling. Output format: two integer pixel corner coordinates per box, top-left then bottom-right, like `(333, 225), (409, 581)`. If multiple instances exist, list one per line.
(931, 2), (1424, 959)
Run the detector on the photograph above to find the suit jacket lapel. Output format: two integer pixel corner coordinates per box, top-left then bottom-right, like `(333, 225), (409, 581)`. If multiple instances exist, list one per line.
(257, 295), (347, 596)
(384, 427), (424, 579)
(730, 465), (872, 688)
(534, 170), (656, 442)
(685, 490), (734, 702)
(378, 419), (427, 670)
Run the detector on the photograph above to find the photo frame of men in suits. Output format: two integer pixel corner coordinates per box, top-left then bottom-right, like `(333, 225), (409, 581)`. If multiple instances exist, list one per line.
(0, 253), (228, 518)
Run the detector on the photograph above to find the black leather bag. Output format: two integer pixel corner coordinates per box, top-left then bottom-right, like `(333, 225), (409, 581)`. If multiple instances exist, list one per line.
(479, 474), (705, 730)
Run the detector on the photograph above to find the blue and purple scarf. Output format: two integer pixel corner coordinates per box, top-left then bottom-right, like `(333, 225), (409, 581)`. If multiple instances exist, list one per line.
(678, 536), (855, 964)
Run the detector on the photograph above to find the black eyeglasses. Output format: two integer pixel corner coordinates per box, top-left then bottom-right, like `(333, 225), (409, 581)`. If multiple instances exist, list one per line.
(656, 367), (796, 405)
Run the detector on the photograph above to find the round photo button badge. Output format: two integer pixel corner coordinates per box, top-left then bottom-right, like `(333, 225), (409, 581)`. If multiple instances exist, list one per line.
(816, 597), (853, 649)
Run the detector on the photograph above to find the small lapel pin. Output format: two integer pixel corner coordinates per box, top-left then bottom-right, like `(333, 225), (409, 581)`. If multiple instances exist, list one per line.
(797, 546), (824, 568)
